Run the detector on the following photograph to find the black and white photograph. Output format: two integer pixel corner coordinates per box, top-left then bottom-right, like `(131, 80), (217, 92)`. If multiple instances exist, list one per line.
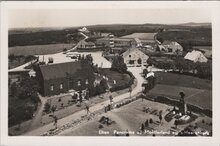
(1, 1), (220, 146)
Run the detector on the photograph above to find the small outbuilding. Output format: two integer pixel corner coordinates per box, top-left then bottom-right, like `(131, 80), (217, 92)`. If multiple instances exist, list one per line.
(184, 50), (208, 63)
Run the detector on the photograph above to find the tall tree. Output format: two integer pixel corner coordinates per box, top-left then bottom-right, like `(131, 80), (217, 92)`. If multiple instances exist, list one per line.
(111, 56), (127, 73)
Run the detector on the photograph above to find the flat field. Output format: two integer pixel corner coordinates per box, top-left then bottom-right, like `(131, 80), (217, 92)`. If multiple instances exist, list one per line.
(148, 84), (212, 110)
(9, 43), (75, 56)
(154, 72), (212, 90)
(120, 33), (156, 40)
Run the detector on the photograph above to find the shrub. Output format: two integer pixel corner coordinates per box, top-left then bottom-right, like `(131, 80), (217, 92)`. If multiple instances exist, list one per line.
(98, 124), (104, 129)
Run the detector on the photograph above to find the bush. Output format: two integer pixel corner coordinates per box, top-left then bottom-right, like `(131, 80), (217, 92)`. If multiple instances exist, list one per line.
(98, 124), (104, 129)
(149, 118), (153, 124)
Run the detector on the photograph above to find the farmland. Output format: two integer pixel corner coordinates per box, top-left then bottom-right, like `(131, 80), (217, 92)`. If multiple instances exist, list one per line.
(148, 72), (212, 111)
(120, 33), (156, 40)
(148, 84), (212, 110)
(9, 43), (75, 56)
(154, 72), (212, 90)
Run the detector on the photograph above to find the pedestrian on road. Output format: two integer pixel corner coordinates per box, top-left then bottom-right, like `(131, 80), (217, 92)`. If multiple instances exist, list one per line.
(129, 86), (132, 98)
(109, 95), (113, 103)
(54, 116), (58, 129)
(85, 105), (91, 114)
(104, 106), (107, 113)
(141, 123), (145, 134)
(126, 129), (129, 136)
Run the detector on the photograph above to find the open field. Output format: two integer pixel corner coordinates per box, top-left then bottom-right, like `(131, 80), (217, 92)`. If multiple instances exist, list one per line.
(148, 84), (212, 111)
(120, 33), (156, 40)
(9, 43), (75, 56)
(154, 72), (212, 90)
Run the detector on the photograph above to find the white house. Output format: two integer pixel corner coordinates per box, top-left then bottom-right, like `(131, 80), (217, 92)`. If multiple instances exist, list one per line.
(156, 41), (183, 55)
(184, 50), (208, 63)
(77, 40), (96, 49)
(121, 47), (149, 67)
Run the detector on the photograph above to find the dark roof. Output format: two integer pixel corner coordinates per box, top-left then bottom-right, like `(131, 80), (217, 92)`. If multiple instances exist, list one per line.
(39, 61), (92, 80)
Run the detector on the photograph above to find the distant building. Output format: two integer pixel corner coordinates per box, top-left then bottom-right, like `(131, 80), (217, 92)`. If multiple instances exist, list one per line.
(192, 46), (212, 59)
(37, 61), (95, 96)
(155, 45), (166, 52)
(157, 41), (183, 55)
(134, 38), (142, 47)
(121, 47), (149, 67)
(78, 40), (96, 49)
(96, 37), (132, 48)
(184, 50), (208, 63)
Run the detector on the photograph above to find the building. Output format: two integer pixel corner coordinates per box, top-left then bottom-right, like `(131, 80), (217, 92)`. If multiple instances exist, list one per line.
(96, 37), (132, 48)
(157, 41), (183, 55)
(184, 50), (208, 63)
(134, 38), (142, 47)
(192, 46), (212, 59)
(78, 40), (96, 49)
(121, 47), (149, 67)
(37, 61), (95, 96)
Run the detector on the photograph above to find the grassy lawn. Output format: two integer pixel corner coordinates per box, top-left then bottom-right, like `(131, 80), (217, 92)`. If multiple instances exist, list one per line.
(148, 84), (212, 110)
(155, 72), (212, 90)
(9, 43), (75, 56)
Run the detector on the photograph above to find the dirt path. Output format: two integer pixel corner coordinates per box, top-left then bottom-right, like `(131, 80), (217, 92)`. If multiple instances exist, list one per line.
(27, 94), (47, 130)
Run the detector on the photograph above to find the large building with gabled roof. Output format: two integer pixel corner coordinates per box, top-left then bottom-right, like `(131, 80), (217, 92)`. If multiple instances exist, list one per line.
(121, 47), (149, 67)
(37, 60), (95, 96)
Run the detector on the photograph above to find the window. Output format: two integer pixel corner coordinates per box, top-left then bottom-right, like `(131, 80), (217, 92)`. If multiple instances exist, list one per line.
(129, 60), (135, 64)
(60, 83), (63, 89)
(168, 48), (172, 52)
(50, 85), (54, 91)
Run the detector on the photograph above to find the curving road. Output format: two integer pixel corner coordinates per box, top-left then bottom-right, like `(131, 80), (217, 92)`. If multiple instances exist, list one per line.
(23, 67), (145, 136)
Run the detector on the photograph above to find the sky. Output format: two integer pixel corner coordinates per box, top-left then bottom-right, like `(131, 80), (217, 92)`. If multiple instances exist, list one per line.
(8, 9), (211, 28)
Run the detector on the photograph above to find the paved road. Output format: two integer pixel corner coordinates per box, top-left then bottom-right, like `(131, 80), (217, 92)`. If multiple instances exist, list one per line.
(23, 67), (145, 136)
